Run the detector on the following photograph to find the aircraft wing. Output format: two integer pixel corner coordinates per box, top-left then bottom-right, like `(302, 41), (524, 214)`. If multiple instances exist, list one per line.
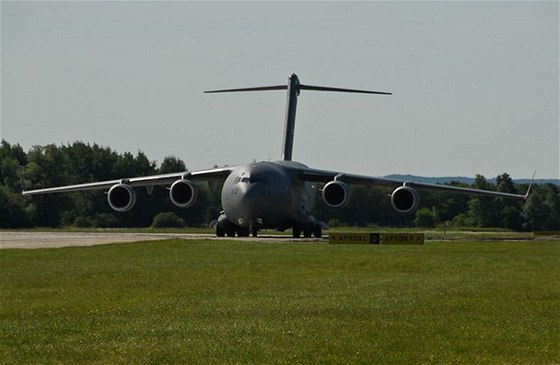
(295, 167), (532, 200)
(22, 166), (235, 196)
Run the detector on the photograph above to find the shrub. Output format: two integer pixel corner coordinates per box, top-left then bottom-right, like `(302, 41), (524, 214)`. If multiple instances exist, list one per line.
(414, 207), (436, 228)
(73, 216), (93, 228)
(152, 212), (186, 228)
(327, 219), (344, 228)
(93, 213), (119, 228)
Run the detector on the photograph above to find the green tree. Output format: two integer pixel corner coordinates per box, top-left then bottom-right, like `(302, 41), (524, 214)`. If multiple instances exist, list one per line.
(159, 156), (187, 174)
(24, 145), (75, 226)
(0, 185), (30, 227)
(522, 184), (560, 231)
(0, 140), (27, 191)
(466, 175), (499, 227)
(495, 173), (524, 230)
(0, 140), (31, 227)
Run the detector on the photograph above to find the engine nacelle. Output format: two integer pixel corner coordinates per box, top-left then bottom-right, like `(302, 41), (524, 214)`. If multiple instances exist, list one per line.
(169, 179), (198, 208)
(391, 186), (420, 214)
(322, 181), (350, 208)
(107, 184), (136, 212)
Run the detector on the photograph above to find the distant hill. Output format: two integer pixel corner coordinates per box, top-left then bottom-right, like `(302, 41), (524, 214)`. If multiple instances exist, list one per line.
(383, 174), (560, 186)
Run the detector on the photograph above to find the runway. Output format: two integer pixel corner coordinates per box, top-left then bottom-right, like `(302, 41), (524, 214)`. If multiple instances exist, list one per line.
(0, 231), (325, 249)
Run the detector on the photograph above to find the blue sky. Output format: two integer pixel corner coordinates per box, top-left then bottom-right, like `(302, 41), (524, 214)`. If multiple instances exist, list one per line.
(1, 1), (558, 178)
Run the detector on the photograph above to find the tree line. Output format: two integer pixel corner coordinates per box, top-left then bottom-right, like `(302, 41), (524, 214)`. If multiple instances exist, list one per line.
(1, 140), (559, 231)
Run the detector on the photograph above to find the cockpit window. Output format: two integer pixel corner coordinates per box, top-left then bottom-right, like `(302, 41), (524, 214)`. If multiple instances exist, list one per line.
(250, 175), (267, 184)
(236, 174), (267, 184)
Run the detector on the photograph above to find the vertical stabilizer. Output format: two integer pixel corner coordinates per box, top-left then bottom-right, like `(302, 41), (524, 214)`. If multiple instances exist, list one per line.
(281, 74), (300, 161)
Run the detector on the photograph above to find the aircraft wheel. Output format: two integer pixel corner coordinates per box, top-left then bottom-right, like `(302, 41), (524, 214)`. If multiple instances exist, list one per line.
(313, 226), (322, 238)
(304, 230), (312, 238)
(216, 225), (225, 237)
(251, 227), (258, 237)
(237, 227), (250, 237)
(226, 228), (236, 237)
(292, 227), (301, 238)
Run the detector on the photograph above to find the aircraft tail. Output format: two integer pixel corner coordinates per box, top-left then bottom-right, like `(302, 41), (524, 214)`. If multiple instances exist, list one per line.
(205, 73), (391, 161)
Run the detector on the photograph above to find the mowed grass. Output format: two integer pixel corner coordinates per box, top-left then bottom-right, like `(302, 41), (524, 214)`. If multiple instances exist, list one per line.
(1, 239), (559, 364)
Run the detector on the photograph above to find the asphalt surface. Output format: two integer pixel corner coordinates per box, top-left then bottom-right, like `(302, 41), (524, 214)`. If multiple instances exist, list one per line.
(0, 231), (325, 249)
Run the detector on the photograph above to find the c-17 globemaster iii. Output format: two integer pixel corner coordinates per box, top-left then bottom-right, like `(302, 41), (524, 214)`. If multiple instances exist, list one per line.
(23, 73), (533, 237)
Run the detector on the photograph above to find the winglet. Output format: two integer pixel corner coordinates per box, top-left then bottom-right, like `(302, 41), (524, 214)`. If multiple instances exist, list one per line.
(523, 170), (536, 200)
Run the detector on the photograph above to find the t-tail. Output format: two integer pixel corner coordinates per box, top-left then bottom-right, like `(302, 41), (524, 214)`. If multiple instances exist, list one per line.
(205, 73), (392, 161)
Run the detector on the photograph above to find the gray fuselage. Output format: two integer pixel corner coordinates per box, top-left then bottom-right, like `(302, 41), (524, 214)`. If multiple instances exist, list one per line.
(221, 160), (317, 231)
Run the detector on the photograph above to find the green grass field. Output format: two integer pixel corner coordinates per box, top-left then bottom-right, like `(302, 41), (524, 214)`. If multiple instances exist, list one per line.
(1, 237), (559, 364)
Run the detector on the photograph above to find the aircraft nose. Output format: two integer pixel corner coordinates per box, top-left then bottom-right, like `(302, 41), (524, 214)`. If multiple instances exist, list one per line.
(237, 184), (266, 217)
(239, 183), (264, 204)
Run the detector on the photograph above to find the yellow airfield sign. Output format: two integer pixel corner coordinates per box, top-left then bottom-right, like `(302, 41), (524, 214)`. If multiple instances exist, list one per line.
(329, 232), (380, 244)
(329, 232), (424, 245)
(533, 231), (560, 237)
(381, 233), (425, 245)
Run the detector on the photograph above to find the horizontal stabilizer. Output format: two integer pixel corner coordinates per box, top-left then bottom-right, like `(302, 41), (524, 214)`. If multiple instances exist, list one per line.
(204, 85), (287, 93)
(299, 84), (392, 95)
(205, 84), (391, 95)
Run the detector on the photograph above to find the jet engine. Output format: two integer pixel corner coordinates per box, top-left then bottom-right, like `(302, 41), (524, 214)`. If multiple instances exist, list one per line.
(107, 183), (137, 212)
(322, 181), (350, 208)
(390, 186), (420, 214)
(169, 179), (198, 208)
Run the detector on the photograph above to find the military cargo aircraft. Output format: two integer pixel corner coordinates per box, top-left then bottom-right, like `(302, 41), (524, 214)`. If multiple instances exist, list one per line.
(22, 73), (532, 237)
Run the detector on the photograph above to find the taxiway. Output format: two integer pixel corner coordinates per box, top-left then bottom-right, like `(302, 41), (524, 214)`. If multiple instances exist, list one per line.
(0, 231), (325, 249)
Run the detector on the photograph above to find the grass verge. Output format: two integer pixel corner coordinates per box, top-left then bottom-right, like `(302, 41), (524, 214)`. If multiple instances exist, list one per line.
(1, 239), (559, 364)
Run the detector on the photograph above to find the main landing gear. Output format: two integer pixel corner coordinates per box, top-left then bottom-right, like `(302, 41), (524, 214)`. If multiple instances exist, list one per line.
(292, 223), (322, 238)
(215, 224), (258, 237)
(214, 219), (323, 239)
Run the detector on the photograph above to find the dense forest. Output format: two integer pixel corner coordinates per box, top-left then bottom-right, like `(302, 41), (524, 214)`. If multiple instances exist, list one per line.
(1, 140), (559, 231)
